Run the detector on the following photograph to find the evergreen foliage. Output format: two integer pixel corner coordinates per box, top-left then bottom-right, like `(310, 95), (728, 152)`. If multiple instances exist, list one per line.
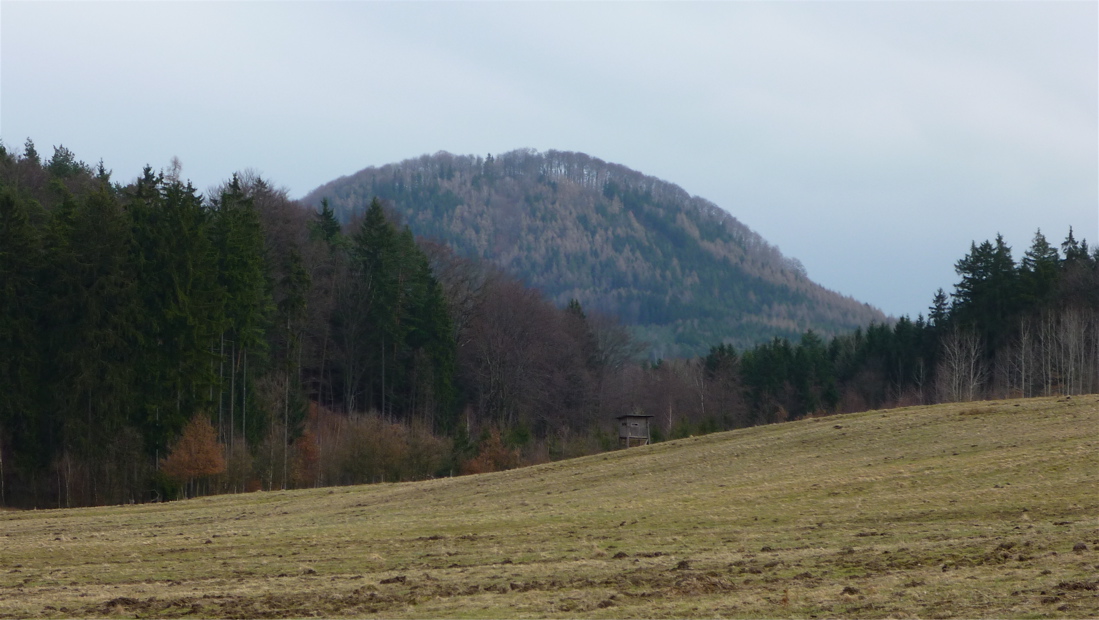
(0, 141), (1093, 509)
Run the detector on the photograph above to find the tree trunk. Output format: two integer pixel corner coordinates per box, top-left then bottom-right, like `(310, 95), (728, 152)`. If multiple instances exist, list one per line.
(0, 426), (4, 507)
(230, 341), (236, 446)
(283, 325), (290, 490)
(243, 348), (248, 447)
(219, 334), (225, 441)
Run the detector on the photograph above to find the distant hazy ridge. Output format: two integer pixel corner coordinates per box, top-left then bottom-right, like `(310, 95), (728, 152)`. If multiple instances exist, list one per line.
(304, 149), (885, 356)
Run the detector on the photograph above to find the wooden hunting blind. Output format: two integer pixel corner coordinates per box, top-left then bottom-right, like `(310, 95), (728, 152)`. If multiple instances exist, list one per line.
(617, 413), (653, 447)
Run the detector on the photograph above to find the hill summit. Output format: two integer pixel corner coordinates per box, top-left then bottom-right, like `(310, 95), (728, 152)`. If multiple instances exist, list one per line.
(304, 149), (885, 356)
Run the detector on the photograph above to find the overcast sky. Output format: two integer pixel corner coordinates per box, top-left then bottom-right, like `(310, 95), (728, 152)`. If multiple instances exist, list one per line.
(3, 1), (1096, 319)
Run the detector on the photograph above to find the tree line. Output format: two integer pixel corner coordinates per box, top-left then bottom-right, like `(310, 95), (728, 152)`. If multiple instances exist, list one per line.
(645, 228), (1098, 438)
(1, 140), (1095, 508)
(0, 141), (645, 507)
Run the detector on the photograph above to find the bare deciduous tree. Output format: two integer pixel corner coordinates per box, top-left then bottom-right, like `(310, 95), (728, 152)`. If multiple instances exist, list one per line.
(937, 327), (986, 402)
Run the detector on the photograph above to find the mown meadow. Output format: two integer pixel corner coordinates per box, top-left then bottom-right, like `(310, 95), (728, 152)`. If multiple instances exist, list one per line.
(1, 395), (1096, 618)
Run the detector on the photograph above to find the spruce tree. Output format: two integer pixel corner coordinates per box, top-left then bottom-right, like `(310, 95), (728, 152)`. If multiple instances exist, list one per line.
(41, 184), (143, 503)
(211, 176), (274, 445)
(22, 138), (39, 165)
(129, 171), (223, 454)
(0, 190), (46, 477)
(311, 198), (343, 245)
(928, 288), (950, 334)
(1060, 227), (1088, 264)
(407, 242), (457, 431)
(345, 198), (400, 414)
(1020, 229), (1060, 309)
(952, 235), (1019, 354)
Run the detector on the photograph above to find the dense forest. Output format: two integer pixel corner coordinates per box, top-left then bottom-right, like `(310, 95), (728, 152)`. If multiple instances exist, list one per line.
(304, 149), (886, 357)
(0, 140), (1096, 509)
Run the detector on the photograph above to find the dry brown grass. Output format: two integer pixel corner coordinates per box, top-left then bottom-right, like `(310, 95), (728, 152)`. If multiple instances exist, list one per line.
(1, 395), (1097, 618)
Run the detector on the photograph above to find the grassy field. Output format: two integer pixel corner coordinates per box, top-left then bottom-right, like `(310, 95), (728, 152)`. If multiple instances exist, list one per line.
(1, 396), (1096, 618)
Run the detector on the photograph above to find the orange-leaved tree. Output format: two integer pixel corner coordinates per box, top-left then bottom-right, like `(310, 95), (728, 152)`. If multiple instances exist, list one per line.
(161, 414), (226, 498)
(460, 428), (519, 475)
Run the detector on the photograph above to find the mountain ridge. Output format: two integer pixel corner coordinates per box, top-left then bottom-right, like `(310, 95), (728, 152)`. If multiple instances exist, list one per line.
(303, 149), (886, 356)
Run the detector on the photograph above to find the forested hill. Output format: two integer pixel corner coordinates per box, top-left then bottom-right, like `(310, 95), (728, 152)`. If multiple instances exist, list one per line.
(303, 149), (886, 356)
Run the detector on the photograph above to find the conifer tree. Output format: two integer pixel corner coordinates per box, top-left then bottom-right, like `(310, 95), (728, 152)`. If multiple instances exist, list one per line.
(46, 145), (86, 179)
(339, 198), (399, 413)
(338, 199), (456, 422)
(1060, 227), (1089, 264)
(928, 288), (950, 328)
(210, 176), (274, 446)
(0, 190), (46, 478)
(40, 183), (143, 502)
(952, 235), (1019, 354)
(22, 138), (39, 165)
(1020, 229), (1060, 309)
(129, 170), (223, 454)
(407, 244), (458, 431)
(311, 198), (343, 245)
(275, 248), (310, 486)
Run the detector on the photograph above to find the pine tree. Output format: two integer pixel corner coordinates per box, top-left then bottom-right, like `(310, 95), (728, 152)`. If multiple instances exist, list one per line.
(929, 288), (950, 327)
(0, 190), (46, 479)
(275, 248), (310, 487)
(22, 138), (39, 165)
(1020, 229), (1060, 309)
(213, 176), (271, 355)
(95, 159), (112, 184)
(342, 198), (400, 414)
(41, 183), (143, 503)
(564, 299), (599, 371)
(1060, 227), (1089, 264)
(46, 145), (86, 179)
(311, 198), (343, 245)
(129, 171), (224, 454)
(400, 234), (457, 431)
(952, 235), (1019, 354)
(416, 272), (458, 431)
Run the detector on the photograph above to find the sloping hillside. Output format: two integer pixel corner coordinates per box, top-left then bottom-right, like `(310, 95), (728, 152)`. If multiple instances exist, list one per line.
(303, 150), (886, 356)
(2, 396), (1096, 618)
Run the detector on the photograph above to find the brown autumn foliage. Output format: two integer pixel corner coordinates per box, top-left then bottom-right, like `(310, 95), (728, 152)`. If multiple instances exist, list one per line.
(160, 414), (226, 485)
(461, 429), (520, 475)
(304, 404), (452, 485)
(290, 429), (320, 488)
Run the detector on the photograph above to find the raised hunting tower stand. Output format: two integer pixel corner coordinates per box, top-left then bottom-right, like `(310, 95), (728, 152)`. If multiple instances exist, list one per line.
(617, 413), (654, 448)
